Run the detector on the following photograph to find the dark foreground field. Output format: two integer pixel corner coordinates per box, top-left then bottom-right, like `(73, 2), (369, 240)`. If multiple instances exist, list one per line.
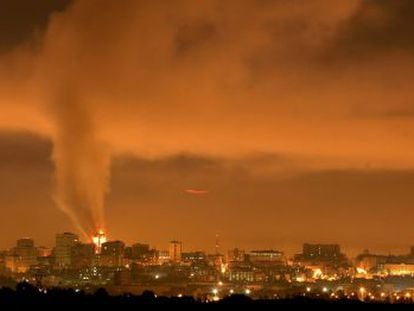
(0, 282), (405, 307)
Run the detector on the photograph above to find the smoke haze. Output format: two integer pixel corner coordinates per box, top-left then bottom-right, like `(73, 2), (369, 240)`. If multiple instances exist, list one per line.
(1, 0), (414, 244)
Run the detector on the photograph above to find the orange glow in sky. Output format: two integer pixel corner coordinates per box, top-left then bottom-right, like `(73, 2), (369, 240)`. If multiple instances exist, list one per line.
(1, 0), (414, 255)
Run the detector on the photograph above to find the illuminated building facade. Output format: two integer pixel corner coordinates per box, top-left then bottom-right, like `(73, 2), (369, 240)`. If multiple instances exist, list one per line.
(381, 263), (414, 276)
(55, 232), (79, 268)
(182, 251), (206, 264)
(157, 250), (170, 264)
(249, 250), (284, 264)
(169, 240), (182, 263)
(100, 240), (125, 267)
(5, 238), (37, 273)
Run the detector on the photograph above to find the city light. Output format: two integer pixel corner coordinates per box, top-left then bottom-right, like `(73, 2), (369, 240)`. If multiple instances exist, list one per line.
(356, 267), (367, 274)
(313, 268), (323, 279)
(295, 276), (305, 282)
(4, 235), (414, 305)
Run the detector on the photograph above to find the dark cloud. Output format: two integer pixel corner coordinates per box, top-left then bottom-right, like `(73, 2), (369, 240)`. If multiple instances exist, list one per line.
(333, 0), (414, 59)
(1, 131), (414, 254)
(0, 132), (65, 248)
(354, 107), (414, 120)
(106, 155), (414, 255)
(0, 0), (71, 51)
(175, 21), (218, 56)
(0, 131), (52, 169)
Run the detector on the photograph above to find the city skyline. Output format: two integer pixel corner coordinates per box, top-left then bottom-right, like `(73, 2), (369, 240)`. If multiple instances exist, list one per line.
(2, 230), (414, 260)
(2, 0), (414, 273)
(5, 231), (414, 276)
(4, 231), (414, 303)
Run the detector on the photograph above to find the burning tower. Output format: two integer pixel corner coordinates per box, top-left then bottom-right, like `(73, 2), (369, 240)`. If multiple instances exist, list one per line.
(92, 230), (107, 254)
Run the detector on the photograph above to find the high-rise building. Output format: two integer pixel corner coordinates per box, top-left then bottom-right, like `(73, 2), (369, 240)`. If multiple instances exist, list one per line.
(71, 243), (95, 269)
(55, 232), (79, 268)
(92, 230), (107, 254)
(169, 240), (182, 263)
(5, 238), (37, 273)
(100, 241), (125, 267)
(16, 238), (37, 268)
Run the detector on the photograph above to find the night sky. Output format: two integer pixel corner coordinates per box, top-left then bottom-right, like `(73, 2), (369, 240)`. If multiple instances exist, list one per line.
(1, 0), (414, 256)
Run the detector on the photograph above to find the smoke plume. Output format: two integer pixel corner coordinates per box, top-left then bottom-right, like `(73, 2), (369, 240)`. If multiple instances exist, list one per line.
(51, 86), (110, 239)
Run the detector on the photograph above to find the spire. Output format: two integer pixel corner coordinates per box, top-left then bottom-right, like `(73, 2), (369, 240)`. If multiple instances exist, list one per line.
(215, 233), (220, 255)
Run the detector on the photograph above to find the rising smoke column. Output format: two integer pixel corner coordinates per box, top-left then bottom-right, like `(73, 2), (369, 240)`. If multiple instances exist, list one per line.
(51, 85), (110, 240)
